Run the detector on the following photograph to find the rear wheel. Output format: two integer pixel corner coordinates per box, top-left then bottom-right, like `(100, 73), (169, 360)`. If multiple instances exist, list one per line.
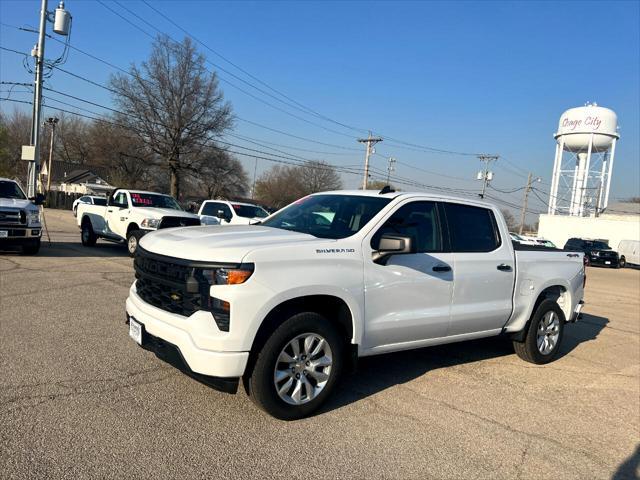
(246, 312), (344, 420)
(21, 239), (40, 255)
(81, 221), (97, 246)
(513, 299), (565, 364)
(126, 229), (144, 257)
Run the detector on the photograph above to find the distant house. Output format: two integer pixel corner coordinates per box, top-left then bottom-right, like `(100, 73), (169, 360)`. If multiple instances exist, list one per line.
(40, 160), (113, 195)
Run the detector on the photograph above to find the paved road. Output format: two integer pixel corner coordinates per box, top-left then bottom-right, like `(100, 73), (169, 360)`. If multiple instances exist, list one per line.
(1, 209), (638, 479)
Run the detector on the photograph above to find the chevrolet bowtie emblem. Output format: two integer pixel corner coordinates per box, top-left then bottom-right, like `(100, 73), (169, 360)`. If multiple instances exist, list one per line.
(170, 293), (181, 301)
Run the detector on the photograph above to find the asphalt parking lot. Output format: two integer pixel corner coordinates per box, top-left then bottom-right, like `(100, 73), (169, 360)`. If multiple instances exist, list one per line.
(1, 209), (639, 479)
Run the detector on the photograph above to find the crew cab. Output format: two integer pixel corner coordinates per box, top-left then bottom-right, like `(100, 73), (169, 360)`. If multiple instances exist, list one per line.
(77, 188), (200, 256)
(0, 178), (44, 255)
(126, 189), (585, 419)
(198, 200), (270, 226)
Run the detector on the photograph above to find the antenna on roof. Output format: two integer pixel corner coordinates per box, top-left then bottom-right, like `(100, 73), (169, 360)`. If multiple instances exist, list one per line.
(379, 185), (395, 194)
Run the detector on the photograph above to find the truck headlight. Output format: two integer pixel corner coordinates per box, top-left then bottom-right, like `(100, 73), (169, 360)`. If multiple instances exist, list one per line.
(141, 218), (160, 229)
(27, 211), (41, 225)
(200, 265), (254, 285)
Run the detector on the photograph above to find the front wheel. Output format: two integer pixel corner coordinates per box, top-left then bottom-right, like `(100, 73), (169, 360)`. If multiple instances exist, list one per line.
(618, 256), (626, 268)
(126, 229), (144, 257)
(513, 299), (565, 364)
(81, 221), (97, 246)
(246, 312), (344, 420)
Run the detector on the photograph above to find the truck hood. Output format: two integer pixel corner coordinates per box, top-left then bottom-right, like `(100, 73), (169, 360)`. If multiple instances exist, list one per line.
(136, 208), (199, 220)
(0, 198), (37, 211)
(139, 225), (318, 262)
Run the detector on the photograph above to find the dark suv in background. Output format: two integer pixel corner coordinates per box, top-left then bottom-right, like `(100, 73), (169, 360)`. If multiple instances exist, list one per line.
(564, 238), (620, 268)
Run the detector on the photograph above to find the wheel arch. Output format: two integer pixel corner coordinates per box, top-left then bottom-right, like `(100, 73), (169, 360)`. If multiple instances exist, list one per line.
(127, 222), (140, 235)
(246, 294), (357, 376)
(510, 283), (570, 342)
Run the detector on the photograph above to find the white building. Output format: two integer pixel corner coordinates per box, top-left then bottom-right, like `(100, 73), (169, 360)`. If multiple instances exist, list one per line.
(538, 201), (640, 250)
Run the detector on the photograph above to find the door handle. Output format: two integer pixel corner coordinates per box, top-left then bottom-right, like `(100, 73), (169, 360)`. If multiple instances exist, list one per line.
(497, 264), (512, 271)
(107, 209), (114, 213)
(432, 265), (451, 272)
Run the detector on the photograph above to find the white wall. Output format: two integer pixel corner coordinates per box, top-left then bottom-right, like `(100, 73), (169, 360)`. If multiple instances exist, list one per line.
(538, 214), (640, 250)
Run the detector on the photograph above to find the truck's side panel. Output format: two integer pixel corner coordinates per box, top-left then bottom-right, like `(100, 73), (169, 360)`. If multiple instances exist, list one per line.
(505, 250), (584, 333)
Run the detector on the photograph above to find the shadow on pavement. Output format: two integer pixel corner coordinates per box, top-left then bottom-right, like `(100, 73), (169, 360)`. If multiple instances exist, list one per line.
(612, 444), (640, 480)
(0, 241), (130, 259)
(324, 313), (609, 415)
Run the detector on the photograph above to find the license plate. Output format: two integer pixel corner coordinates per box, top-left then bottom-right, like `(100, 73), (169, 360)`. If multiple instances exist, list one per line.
(129, 317), (142, 345)
(0, 231), (7, 238)
(605, 261), (611, 265)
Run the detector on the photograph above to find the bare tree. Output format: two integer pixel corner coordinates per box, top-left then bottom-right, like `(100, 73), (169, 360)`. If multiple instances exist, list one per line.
(0, 109), (32, 179)
(54, 114), (92, 164)
(255, 161), (343, 209)
(196, 149), (249, 199)
(501, 209), (518, 231)
(109, 35), (233, 199)
(297, 160), (343, 193)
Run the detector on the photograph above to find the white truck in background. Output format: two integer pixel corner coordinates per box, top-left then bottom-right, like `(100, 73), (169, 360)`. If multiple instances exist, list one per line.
(126, 189), (585, 419)
(77, 188), (200, 256)
(198, 199), (270, 226)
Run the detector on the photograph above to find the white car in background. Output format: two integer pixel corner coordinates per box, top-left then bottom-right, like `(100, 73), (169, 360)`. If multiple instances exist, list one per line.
(198, 200), (270, 226)
(72, 195), (107, 217)
(509, 232), (537, 245)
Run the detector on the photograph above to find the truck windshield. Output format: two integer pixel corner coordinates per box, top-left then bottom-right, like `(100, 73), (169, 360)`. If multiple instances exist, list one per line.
(130, 192), (181, 210)
(261, 194), (391, 239)
(0, 180), (27, 200)
(586, 240), (610, 250)
(232, 204), (269, 219)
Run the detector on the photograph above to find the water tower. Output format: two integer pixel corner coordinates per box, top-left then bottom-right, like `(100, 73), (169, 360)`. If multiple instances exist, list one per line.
(548, 103), (619, 217)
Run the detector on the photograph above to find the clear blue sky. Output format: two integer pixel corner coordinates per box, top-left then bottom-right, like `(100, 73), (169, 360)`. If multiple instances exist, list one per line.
(1, 0), (638, 217)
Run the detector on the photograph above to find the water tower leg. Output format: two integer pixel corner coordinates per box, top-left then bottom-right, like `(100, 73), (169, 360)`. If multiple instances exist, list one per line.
(603, 137), (617, 211)
(549, 141), (563, 214)
(578, 134), (594, 216)
(570, 155), (582, 216)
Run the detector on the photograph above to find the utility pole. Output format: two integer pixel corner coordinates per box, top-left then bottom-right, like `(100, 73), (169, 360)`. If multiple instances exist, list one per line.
(44, 117), (59, 192)
(22, 0), (71, 198)
(26, 0), (49, 198)
(386, 157), (396, 185)
(476, 154), (499, 198)
(357, 132), (383, 189)
(518, 173), (541, 234)
(251, 157), (258, 199)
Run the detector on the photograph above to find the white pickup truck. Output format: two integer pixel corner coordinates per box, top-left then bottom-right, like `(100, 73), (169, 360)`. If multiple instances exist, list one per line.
(126, 189), (585, 419)
(198, 199), (270, 226)
(77, 188), (200, 256)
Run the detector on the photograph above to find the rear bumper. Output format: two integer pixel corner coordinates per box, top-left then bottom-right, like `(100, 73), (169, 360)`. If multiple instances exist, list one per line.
(570, 300), (584, 322)
(125, 291), (249, 379)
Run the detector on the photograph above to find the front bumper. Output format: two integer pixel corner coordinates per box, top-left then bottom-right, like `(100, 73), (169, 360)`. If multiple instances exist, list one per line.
(125, 290), (249, 379)
(588, 256), (618, 267)
(0, 226), (41, 239)
(128, 315), (239, 393)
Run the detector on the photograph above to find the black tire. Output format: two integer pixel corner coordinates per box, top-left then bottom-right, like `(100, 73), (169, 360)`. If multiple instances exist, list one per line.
(513, 299), (565, 364)
(81, 220), (97, 246)
(126, 229), (144, 257)
(21, 239), (40, 255)
(246, 312), (344, 420)
(618, 256), (626, 268)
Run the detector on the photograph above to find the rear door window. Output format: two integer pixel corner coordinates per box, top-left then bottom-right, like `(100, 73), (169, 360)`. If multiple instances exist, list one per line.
(443, 203), (500, 252)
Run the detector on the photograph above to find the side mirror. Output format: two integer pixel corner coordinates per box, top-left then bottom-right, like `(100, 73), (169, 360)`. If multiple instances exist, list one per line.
(372, 234), (415, 264)
(32, 193), (45, 206)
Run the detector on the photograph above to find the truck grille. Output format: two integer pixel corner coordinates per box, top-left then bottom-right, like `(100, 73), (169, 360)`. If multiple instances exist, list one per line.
(0, 209), (25, 226)
(134, 249), (205, 317)
(159, 216), (201, 229)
